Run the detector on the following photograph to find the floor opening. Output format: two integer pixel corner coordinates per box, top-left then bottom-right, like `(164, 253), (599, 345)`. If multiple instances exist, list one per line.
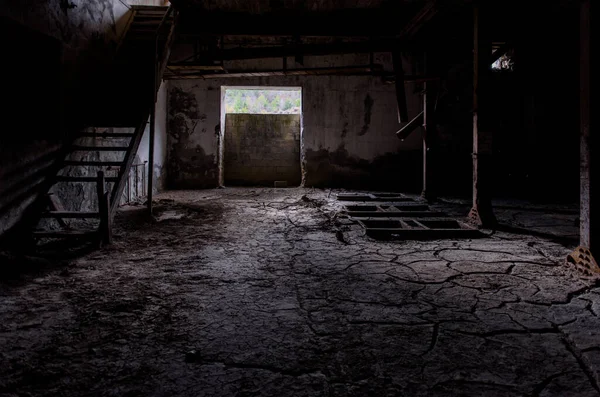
(219, 87), (302, 187)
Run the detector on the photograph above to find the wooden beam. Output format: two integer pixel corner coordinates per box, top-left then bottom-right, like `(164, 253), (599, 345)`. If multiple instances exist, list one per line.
(47, 193), (70, 229)
(97, 171), (112, 246)
(491, 42), (511, 65)
(566, 0), (598, 275)
(392, 50), (409, 123)
(179, 40), (397, 63)
(396, 111), (424, 140)
(293, 35), (304, 66)
(579, 0), (593, 251)
(165, 65), (381, 79)
(398, 0), (438, 40)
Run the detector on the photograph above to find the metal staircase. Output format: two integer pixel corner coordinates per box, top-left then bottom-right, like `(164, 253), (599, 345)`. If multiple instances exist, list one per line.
(28, 5), (177, 245)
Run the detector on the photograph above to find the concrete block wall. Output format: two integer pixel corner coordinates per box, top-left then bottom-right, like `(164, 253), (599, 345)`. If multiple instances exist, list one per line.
(224, 114), (301, 186)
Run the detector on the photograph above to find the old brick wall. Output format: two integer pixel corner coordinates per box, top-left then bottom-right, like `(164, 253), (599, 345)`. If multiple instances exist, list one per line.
(224, 114), (301, 186)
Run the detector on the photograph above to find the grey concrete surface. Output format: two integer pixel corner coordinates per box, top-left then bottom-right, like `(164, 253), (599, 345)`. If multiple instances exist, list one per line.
(0, 188), (598, 396)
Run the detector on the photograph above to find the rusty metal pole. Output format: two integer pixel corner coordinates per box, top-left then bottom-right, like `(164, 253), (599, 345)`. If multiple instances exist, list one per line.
(579, 0), (593, 253)
(422, 53), (438, 200)
(148, 28), (159, 216)
(468, 2), (497, 227)
(567, 0), (597, 273)
(148, 94), (156, 215)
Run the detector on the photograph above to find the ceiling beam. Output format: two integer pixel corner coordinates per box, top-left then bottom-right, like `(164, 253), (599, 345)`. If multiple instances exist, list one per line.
(490, 42), (511, 65)
(173, 6), (422, 37)
(163, 64), (439, 81)
(398, 0), (439, 40)
(213, 40), (399, 61)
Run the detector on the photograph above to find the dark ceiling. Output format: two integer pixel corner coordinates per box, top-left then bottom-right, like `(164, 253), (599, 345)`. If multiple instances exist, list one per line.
(170, 0), (421, 14)
(171, 0), (434, 37)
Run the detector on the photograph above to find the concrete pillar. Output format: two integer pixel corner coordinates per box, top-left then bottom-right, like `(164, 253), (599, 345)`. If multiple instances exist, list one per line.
(468, 3), (497, 227)
(568, 0), (597, 273)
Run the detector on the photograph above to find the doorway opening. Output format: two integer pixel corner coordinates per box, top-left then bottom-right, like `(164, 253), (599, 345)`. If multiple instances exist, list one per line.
(219, 87), (303, 187)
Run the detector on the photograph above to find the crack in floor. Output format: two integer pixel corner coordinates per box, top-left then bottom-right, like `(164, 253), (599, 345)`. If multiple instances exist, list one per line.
(0, 188), (598, 397)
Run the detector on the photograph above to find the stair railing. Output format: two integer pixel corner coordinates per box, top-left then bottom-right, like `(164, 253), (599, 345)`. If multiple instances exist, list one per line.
(109, 6), (178, 216)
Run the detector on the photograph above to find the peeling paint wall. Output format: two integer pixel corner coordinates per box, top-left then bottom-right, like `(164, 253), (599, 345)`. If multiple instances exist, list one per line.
(135, 82), (169, 195)
(167, 54), (423, 190)
(167, 84), (221, 188)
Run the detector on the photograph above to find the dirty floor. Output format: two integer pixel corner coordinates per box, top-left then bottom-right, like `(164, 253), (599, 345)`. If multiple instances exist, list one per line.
(1, 188), (599, 396)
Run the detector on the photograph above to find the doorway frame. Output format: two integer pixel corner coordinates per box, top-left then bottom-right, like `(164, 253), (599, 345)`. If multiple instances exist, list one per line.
(218, 85), (304, 187)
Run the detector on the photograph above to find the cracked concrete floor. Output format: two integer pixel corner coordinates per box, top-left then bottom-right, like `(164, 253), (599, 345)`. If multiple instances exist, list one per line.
(1, 188), (599, 396)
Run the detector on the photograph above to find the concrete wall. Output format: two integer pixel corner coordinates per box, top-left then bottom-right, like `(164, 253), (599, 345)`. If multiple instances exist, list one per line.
(167, 54), (423, 190)
(224, 114), (301, 186)
(135, 82), (169, 195)
(0, 0), (167, 237)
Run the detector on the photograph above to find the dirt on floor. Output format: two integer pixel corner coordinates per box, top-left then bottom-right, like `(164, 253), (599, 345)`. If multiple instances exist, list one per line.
(0, 188), (599, 397)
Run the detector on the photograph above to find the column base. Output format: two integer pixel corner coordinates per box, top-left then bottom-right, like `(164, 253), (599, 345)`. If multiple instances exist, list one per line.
(566, 247), (600, 278)
(467, 205), (497, 228)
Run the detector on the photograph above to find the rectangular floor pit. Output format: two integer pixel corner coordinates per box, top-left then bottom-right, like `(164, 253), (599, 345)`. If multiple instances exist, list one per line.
(337, 194), (374, 201)
(339, 191), (482, 240)
(360, 220), (403, 229)
(403, 220), (422, 228)
(346, 205), (379, 212)
(419, 220), (462, 229)
(371, 194), (412, 201)
(394, 205), (430, 211)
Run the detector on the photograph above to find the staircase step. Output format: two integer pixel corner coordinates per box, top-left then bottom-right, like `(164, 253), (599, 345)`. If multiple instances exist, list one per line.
(63, 161), (123, 167)
(132, 5), (169, 11)
(78, 133), (135, 138)
(32, 229), (98, 239)
(40, 211), (100, 219)
(134, 12), (169, 18)
(71, 146), (129, 151)
(135, 14), (167, 19)
(131, 20), (170, 25)
(134, 9), (169, 15)
(129, 26), (161, 31)
(56, 176), (119, 183)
